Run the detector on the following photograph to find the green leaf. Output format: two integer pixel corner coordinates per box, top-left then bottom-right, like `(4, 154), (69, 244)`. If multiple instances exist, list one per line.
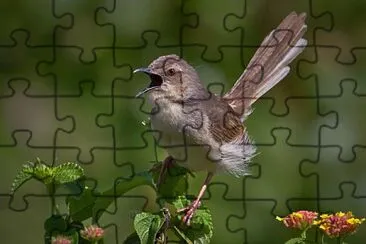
(152, 163), (190, 203)
(32, 162), (54, 184)
(172, 195), (189, 210)
(10, 162), (34, 194)
(67, 186), (97, 222)
(92, 172), (154, 221)
(134, 212), (163, 244)
(284, 237), (306, 244)
(173, 196), (213, 244)
(123, 232), (141, 244)
(53, 162), (84, 185)
(71, 232), (79, 244)
(44, 215), (68, 233)
(172, 226), (193, 244)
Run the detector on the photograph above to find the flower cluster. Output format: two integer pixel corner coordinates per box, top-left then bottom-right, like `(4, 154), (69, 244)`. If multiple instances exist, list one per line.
(276, 210), (318, 230)
(277, 210), (365, 240)
(51, 235), (72, 244)
(318, 212), (365, 238)
(80, 224), (105, 241)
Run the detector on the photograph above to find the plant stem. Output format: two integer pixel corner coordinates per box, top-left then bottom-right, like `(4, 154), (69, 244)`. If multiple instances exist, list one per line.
(47, 183), (60, 215)
(301, 229), (307, 239)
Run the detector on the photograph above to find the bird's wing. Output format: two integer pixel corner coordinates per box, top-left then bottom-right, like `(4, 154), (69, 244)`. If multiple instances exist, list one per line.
(223, 12), (307, 118)
(203, 97), (245, 143)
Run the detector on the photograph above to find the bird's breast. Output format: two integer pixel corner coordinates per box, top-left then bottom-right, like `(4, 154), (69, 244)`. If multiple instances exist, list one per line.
(149, 101), (221, 173)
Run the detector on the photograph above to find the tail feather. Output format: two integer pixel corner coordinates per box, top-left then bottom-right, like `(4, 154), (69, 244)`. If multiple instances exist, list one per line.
(223, 12), (307, 118)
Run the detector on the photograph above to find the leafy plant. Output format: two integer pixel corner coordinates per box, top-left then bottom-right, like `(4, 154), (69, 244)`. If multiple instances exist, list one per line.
(10, 158), (213, 244)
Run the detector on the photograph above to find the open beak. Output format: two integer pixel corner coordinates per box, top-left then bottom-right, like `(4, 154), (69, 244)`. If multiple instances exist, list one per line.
(134, 68), (163, 97)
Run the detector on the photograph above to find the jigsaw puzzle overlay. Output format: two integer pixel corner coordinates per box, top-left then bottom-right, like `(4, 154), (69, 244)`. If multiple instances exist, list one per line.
(1, 0), (366, 243)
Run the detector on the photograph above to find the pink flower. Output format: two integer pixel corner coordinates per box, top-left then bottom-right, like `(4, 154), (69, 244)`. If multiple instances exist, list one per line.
(80, 225), (104, 241)
(51, 235), (72, 244)
(318, 212), (365, 238)
(276, 210), (318, 230)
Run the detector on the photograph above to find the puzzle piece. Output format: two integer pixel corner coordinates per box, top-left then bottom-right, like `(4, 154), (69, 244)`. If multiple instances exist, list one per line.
(37, 47), (131, 95)
(225, 0), (331, 47)
(203, 183), (248, 243)
(96, 0), (195, 47)
(107, 130), (159, 174)
(96, 81), (160, 169)
(319, 80), (366, 161)
(182, 0), (246, 61)
(301, 146), (366, 197)
(0, 0), (71, 45)
(182, 46), (246, 94)
(245, 96), (337, 146)
(311, 0), (366, 61)
(244, 129), (318, 214)
(54, 0), (114, 62)
(0, 79), (74, 146)
(1, 195), (53, 243)
(0, 31), (55, 95)
(227, 199), (293, 243)
(96, 182), (153, 243)
(54, 81), (113, 163)
(299, 47), (366, 95)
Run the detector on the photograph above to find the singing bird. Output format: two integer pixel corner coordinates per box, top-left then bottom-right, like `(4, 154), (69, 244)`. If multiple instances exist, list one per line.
(134, 12), (307, 224)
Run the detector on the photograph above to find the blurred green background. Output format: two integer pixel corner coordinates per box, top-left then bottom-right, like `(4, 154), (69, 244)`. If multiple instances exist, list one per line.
(1, 0), (366, 243)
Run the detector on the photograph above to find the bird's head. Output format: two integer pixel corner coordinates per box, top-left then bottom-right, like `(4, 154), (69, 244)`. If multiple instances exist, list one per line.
(134, 54), (208, 102)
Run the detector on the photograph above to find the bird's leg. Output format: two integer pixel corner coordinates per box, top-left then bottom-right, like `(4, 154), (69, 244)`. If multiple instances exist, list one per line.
(156, 156), (174, 188)
(178, 172), (213, 225)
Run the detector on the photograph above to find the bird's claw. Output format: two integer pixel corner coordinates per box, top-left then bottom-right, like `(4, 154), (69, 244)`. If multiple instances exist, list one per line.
(177, 200), (201, 225)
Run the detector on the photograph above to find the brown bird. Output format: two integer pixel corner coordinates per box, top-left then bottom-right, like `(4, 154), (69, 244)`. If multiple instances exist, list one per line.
(134, 12), (307, 225)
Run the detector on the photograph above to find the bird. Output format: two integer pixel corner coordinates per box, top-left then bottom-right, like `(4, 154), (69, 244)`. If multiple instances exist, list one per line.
(133, 11), (307, 225)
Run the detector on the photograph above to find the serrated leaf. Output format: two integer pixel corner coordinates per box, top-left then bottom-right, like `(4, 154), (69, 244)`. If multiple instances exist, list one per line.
(173, 196), (213, 244)
(284, 237), (306, 244)
(152, 163), (189, 202)
(92, 172), (154, 221)
(33, 162), (54, 184)
(172, 195), (190, 209)
(67, 187), (96, 222)
(10, 163), (34, 194)
(53, 162), (84, 185)
(134, 212), (163, 244)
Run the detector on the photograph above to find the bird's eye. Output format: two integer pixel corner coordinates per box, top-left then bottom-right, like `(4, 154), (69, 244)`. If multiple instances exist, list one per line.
(166, 68), (176, 76)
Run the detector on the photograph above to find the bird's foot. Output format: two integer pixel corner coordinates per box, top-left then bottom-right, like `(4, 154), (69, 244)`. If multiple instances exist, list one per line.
(177, 199), (201, 225)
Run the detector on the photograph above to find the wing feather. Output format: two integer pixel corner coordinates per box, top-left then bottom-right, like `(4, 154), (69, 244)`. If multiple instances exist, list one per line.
(223, 12), (307, 117)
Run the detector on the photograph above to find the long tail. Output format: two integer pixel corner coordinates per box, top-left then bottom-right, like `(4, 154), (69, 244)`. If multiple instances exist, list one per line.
(223, 12), (307, 118)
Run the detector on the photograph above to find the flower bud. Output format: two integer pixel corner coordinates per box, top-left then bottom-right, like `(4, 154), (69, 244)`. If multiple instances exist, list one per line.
(51, 235), (72, 244)
(80, 225), (104, 241)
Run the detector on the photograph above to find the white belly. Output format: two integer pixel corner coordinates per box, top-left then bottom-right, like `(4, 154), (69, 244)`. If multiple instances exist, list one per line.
(150, 101), (221, 173)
